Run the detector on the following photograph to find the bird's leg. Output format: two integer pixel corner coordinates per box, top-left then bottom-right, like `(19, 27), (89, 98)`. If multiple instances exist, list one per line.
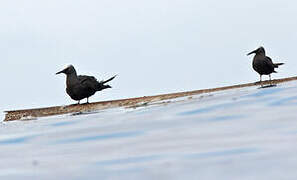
(260, 75), (263, 87)
(87, 98), (89, 104)
(77, 100), (80, 105)
(269, 74), (272, 85)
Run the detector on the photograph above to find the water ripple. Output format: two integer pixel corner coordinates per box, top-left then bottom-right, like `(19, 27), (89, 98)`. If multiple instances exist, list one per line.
(51, 121), (77, 127)
(244, 87), (284, 98)
(95, 155), (161, 166)
(0, 135), (35, 145)
(209, 115), (245, 122)
(56, 131), (144, 144)
(183, 148), (258, 159)
(269, 96), (297, 106)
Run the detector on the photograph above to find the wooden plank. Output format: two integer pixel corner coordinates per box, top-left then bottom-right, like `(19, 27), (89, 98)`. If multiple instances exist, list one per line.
(4, 76), (297, 121)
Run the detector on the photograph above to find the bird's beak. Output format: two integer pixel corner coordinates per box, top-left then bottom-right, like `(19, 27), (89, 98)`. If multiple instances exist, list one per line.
(56, 69), (66, 75)
(247, 49), (257, 56)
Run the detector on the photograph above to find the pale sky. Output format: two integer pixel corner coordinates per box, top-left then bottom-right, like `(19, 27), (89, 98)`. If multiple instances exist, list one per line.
(1, 0), (297, 118)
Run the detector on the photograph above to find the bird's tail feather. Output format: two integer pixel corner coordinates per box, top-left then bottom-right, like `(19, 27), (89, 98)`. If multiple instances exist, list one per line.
(274, 63), (284, 68)
(96, 75), (117, 91)
(101, 75), (117, 84)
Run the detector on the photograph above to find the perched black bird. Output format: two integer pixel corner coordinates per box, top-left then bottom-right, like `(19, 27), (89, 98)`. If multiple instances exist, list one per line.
(247, 47), (284, 85)
(56, 65), (116, 104)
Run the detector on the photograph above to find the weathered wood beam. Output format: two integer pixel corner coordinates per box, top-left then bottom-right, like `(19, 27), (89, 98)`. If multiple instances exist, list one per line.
(4, 76), (297, 121)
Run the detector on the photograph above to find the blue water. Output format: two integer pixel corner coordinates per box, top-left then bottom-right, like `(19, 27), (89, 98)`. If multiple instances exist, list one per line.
(1, 82), (297, 180)
(0, 135), (35, 145)
(56, 131), (144, 144)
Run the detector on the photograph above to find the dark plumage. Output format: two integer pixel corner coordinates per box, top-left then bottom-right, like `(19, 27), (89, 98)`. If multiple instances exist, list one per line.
(56, 65), (116, 104)
(247, 47), (284, 85)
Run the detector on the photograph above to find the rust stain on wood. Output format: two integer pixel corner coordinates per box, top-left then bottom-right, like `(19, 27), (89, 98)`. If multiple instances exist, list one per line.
(4, 76), (297, 121)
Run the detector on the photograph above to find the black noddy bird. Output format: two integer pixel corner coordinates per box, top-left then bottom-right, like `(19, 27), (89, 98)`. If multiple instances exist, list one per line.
(247, 46), (284, 86)
(56, 65), (116, 104)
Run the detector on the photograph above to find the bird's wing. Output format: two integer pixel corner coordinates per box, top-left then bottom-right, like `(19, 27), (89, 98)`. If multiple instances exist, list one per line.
(264, 56), (276, 67)
(78, 75), (99, 89)
(266, 56), (273, 63)
(266, 56), (284, 68)
(78, 75), (97, 83)
(263, 57), (276, 72)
